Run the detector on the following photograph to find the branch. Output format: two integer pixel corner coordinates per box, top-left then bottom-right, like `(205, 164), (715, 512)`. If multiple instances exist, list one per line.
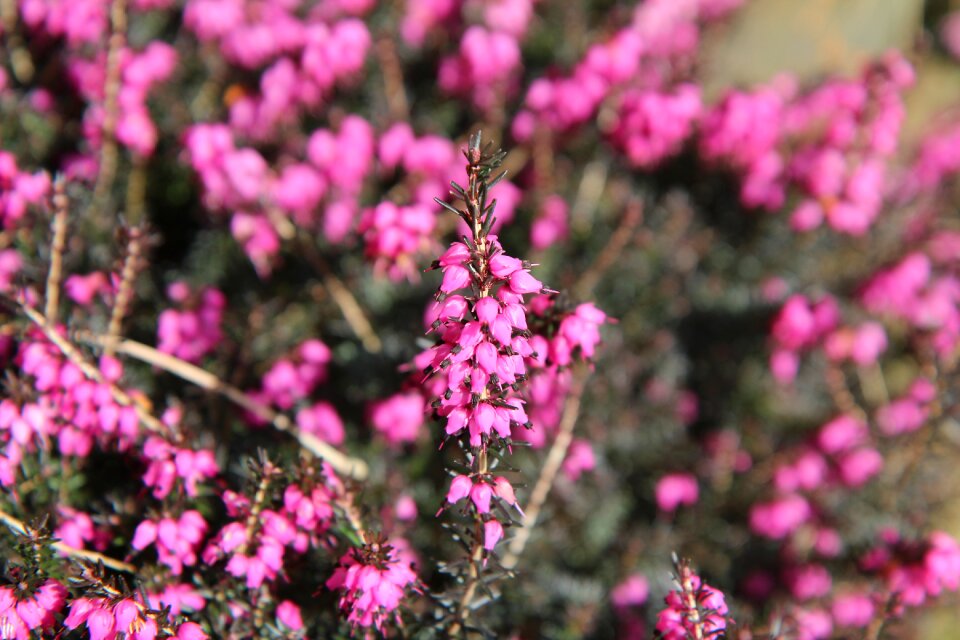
(297, 235), (382, 354)
(76, 332), (370, 481)
(573, 199), (643, 299)
(90, 0), (127, 211)
(501, 366), (588, 570)
(0, 507), (136, 573)
(43, 177), (69, 322)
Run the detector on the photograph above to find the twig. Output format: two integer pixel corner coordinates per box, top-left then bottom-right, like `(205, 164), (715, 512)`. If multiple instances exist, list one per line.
(75, 332), (370, 480)
(502, 366), (588, 570)
(44, 177), (69, 322)
(0, 507), (136, 573)
(90, 0), (128, 212)
(825, 365), (866, 421)
(570, 160), (609, 236)
(376, 36), (409, 122)
(0, 0), (35, 83)
(17, 301), (178, 441)
(298, 235), (382, 354)
(104, 222), (146, 357)
(449, 540), (484, 637)
(573, 198), (643, 299)
(124, 158), (147, 225)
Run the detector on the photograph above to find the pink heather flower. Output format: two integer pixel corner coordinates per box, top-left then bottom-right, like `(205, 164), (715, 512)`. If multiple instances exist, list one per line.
(774, 450), (827, 493)
(611, 574), (649, 608)
(655, 571), (728, 640)
(296, 402), (345, 445)
(562, 438), (596, 481)
(175, 622), (207, 640)
(655, 473), (699, 512)
(369, 392), (426, 445)
(55, 507), (109, 551)
(64, 272), (110, 306)
(142, 437), (218, 499)
(438, 26), (521, 112)
(0, 249), (21, 293)
(816, 415), (868, 454)
(770, 348), (800, 384)
(470, 482), (493, 514)
(862, 530), (960, 607)
(395, 495), (418, 521)
(157, 284), (226, 364)
(400, 0), (456, 47)
(836, 447), (883, 487)
(942, 12), (960, 61)
(531, 195), (569, 250)
(785, 564), (832, 601)
(831, 593), (874, 628)
(609, 84), (702, 169)
(446, 475), (473, 505)
(792, 607), (833, 640)
(749, 494), (812, 539)
(483, 519), (504, 551)
(230, 212), (279, 277)
(359, 201), (436, 281)
(875, 396), (927, 436)
(772, 295), (817, 350)
(276, 600), (303, 630)
(326, 541), (418, 631)
(65, 596), (169, 640)
(0, 579), (66, 637)
(147, 584), (206, 616)
(131, 511), (208, 575)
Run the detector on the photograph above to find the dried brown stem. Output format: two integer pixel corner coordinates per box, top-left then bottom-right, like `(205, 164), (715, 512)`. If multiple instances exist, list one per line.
(376, 36), (409, 122)
(44, 178), (69, 322)
(238, 461), (280, 557)
(0, 0), (35, 83)
(104, 223), (146, 357)
(0, 506), (136, 573)
(570, 160), (609, 236)
(573, 199), (643, 299)
(449, 539), (485, 637)
(124, 158), (147, 224)
(502, 366), (588, 569)
(91, 0), (128, 211)
(75, 331), (370, 480)
(298, 235), (383, 354)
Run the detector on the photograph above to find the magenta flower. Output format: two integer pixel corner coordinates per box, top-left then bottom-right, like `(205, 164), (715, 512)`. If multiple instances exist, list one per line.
(655, 473), (699, 513)
(326, 540), (418, 631)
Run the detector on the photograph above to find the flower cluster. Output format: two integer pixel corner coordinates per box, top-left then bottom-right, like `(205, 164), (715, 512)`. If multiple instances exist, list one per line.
(0, 578), (67, 639)
(157, 283), (226, 364)
(65, 596), (207, 640)
(702, 54), (914, 234)
(326, 539), (418, 632)
(655, 560), (729, 640)
(417, 135), (537, 572)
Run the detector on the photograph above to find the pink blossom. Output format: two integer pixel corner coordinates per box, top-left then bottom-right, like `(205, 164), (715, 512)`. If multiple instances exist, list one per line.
(655, 473), (699, 512)
(749, 494), (812, 539)
(655, 571), (728, 640)
(831, 593), (874, 628)
(562, 439), (596, 481)
(276, 600), (303, 630)
(483, 519), (504, 550)
(326, 541), (418, 630)
(611, 574), (649, 608)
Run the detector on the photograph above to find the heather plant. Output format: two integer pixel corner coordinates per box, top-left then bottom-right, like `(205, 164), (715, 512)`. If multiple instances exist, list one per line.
(4, 0), (960, 638)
